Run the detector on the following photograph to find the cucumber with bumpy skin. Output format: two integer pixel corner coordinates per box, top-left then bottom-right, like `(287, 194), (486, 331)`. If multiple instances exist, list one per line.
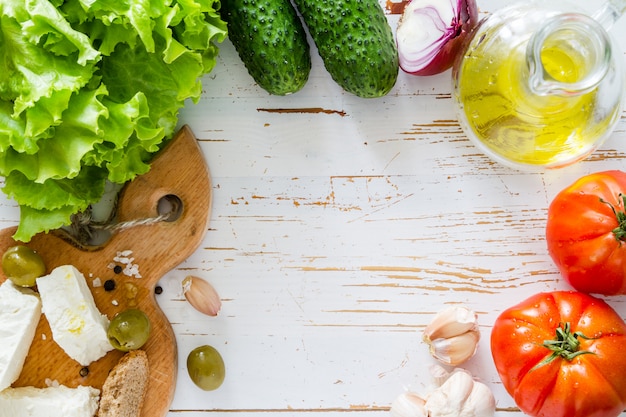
(293, 0), (399, 98)
(220, 0), (311, 95)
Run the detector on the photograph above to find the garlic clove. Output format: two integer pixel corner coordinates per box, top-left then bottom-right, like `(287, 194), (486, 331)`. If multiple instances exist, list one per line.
(463, 380), (497, 417)
(390, 391), (428, 417)
(423, 306), (479, 342)
(423, 306), (480, 366)
(390, 368), (496, 417)
(425, 369), (475, 416)
(429, 364), (451, 387)
(182, 275), (221, 316)
(427, 330), (480, 366)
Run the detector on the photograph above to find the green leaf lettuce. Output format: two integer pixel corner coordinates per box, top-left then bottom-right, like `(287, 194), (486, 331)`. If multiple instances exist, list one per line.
(0, 0), (227, 241)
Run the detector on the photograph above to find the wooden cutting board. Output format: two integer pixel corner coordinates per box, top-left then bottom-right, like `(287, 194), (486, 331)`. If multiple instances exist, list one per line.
(0, 125), (211, 417)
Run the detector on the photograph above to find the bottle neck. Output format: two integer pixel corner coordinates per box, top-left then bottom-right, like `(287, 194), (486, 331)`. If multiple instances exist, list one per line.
(526, 13), (611, 97)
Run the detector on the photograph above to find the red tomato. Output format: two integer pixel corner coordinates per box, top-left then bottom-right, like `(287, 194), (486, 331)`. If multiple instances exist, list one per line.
(491, 291), (626, 417)
(546, 170), (626, 295)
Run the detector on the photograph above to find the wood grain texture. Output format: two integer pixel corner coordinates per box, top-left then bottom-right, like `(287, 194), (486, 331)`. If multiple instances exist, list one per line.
(0, 126), (211, 417)
(1, 1), (625, 416)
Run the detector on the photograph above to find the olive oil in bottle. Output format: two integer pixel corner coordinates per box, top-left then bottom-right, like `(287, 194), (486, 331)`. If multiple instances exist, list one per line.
(453, 4), (624, 169)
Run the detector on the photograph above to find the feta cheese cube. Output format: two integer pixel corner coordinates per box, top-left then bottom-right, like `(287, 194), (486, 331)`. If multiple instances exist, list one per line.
(0, 280), (41, 391)
(36, 265), (112, 366)
(0, 385), (100, 417)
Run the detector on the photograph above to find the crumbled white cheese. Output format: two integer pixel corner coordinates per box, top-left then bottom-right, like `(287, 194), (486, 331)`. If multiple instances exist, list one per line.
(91, 277), (102, 288)
(36, 265), (112, 366)
(0, 385), (100, 417)
(0, 280), (41, 392)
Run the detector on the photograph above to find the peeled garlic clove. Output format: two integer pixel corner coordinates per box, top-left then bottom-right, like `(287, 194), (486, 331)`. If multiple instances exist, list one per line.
(390, 392), (428, 417)
(182, 275), (221, 316)
(428, 330), (480, 366)
(423, 306), (479, 342)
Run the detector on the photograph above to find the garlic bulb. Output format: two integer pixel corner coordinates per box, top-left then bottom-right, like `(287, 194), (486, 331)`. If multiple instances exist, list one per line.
(390, 392), (427, 417)
(390, 366), (496, 417)
(182, 275), (221, 316)
(423, 306), (480, 365)
(425, 368), (495, 417)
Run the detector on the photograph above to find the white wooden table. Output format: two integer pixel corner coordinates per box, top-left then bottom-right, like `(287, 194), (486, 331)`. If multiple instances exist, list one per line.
(1, 0), (625, 416)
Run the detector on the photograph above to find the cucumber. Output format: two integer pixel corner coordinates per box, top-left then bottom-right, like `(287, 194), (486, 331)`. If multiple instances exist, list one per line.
(220, 0), (311, 95)
(292, 0), (399, 98)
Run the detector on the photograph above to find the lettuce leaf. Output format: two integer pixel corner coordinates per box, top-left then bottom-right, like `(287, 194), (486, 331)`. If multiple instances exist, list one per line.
(0, 0), (227, 241)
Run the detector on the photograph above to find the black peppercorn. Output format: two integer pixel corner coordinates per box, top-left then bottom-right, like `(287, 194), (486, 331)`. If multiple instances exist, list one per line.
(104, 279), (116, 291)
(79, 367), (89, 377)
(155, 286), (163, 295)
(113, 265), (123, 274)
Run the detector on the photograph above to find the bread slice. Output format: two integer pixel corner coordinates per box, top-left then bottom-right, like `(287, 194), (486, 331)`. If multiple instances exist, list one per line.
(98, 350), (149, 417)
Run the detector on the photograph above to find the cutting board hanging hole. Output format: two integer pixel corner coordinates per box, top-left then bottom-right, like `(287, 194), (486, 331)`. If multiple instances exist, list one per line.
(63, 194), (183, 248)
(157, 194), (183, 222)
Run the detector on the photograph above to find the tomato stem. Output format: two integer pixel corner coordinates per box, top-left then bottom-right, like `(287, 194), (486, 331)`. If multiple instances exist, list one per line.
(533, 322), (595, 370)
(600, 194), (626, 242)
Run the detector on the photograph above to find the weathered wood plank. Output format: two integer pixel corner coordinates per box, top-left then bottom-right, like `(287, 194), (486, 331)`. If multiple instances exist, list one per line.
(0, 0), (625, 415)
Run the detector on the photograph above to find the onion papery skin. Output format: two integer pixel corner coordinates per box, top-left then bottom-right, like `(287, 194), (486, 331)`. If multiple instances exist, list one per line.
(397, 0), (479, 76)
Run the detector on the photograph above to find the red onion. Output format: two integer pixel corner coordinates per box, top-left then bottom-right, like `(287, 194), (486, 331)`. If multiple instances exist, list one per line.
(397, 0), (479, 76)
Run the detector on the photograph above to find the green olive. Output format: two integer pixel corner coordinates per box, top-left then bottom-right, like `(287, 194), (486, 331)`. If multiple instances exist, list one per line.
(2, 245), (46, 287)
(107, 309), (151, 352)
(187, 345), (225, 391)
